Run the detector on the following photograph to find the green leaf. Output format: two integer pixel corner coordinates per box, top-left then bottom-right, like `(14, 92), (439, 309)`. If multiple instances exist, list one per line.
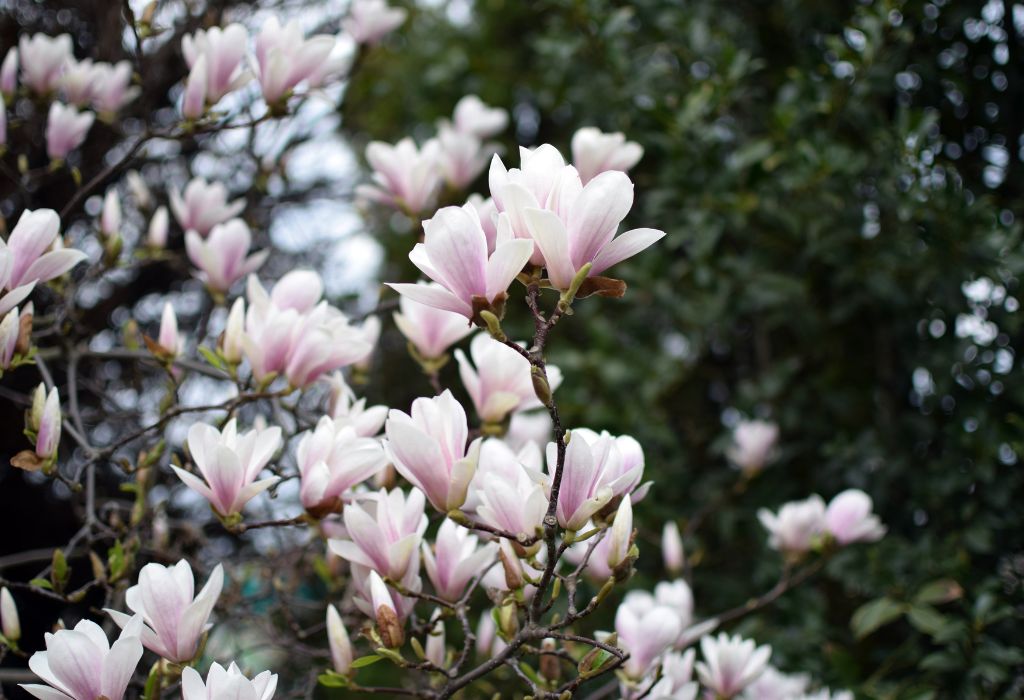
(198, 346), (226, 370)
(906, 605), (948, 638)
(29, 577), (53, 590)
(350, 655), (382, 669)
(317, 672), (349, 688)
(851, 597), (906, 639)
(108, 540), (126, 582)
(914, 579), (962, 606)
(51, 549), (69, 593)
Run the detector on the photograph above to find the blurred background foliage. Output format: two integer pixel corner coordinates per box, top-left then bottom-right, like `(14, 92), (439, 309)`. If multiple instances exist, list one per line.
(347, 0), (1024, 696)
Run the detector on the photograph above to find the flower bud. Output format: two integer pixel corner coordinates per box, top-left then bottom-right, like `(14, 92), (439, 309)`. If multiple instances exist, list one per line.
(0, 587), (19, 642)
(146, 206), (168, 249)
(35, 386), (61, 460)
(424, 618), (446, 668)
(220, 297), (246, 364)
(182, 54), (207, 120)
(29, 383), (46, 432)
(662, 520), (684, 575)
(606, 496), (634, 577)
(101, 188), (121, 237)
(497, 599), (518, 640)
(157, 302), (183, 358)
(326, 604), (353, 675)
(0, 48), (17, 98)
(369, 571), (404, 649)
(126, 170), (152, 210)
(498, 540), (524, 591)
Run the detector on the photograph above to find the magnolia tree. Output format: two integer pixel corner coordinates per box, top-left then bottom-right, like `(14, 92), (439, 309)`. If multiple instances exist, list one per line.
(0, 2), (886, 698)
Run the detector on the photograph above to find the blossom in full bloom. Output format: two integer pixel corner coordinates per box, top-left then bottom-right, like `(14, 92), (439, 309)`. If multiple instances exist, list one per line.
(644, 649), (698, 700)
(342, 0), (407, 45)
(456, 334), (562, 426)
(181, 24), (251, 104)
(825, 489), (886, 545)
(169, 177), (245, 236)
(106, 560), (223, 663)
(757, 495), (827, 556)
(90, 61), (138, 114)
(185, 219), (268, 293)
(171, 419), (282, 518)
(181, 662), (277, 700)
(393, 285), (475, 361)
(45, 103), (94, 160)
(616, 597), (684, 679)
(470, 439), (549, 542)
(387, 204), (533, 320)
(22, 617), (144, 700)
(739, 665), (810, 700)
(328, 487), (428, 581)
(0, 209), (87, 309)
(727, 419), (779, 474)
(324, 372), (388, 436)
(254, 17), (335, 105)
(296, 416), (385, 515)
(384, 390), (482, 513)
(436, 125), (492, 190)
(357, 137), (443, 215)
(18, 33), (72, 94)
(571, 126), (644, 184)
(452, 95), (508, 139)
(421, 519), (496, 601)
(695, 633), (772, 699)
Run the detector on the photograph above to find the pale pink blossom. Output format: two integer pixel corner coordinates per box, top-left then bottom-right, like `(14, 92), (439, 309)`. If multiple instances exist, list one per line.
(60, 59), (97, 106)
(437, 125), (491, 190)
(100, 189), (120, 237)
(181, 24), (251, 103)
(393, 285), (475, 360)
(727, 419), (779, 474)
(307, 36), (356, 88)
(169, 177), (245, 236)
(662, 520), (684, 575)
(91, 61), (138, 114)
(181, 55), (207, 120)
(0, 586), (19, 642)
(328, 487), (428, 580)
(172, 419), (282, 518)
(421, 519), (496, 601)
(452, 95), (508, 139)
(324, 372), (388, 436)
(157, 302), (184, 357)
(185, 219), (268, 292)
(22, 617), (144, 700)
(357, 137), (443, 215)
(254, 17), (336, 104)
(45, 102), (94, 160)
(0, 209), (86, 305)
(695, 633), (772, 699)
(606, 496), (633, 571)
(825, 489), (886, 545)
(740, 666), (810, 700)
(616, 598), (683, 679)
(387, 203), (533, 319)
(18, 33), (71, 94)
(146, 206), (169, 249)
(571, 126), (643, 184)
(757, 495), (827, 556)
(342, 0), (408, 45)
(296, 416), (385, 514)
(470, 439), (549, 540)
(35, 386), (61, 460)
(643, 649), (698, 700)
(221, 297), (246, 364)
(326, 604), (353, 675)
(105, 560), (223, 663)
(424, 618), (446, 668)
(456, 334), (562, 425)
(181, 662), (277, 700)
(0, 307), (20, 370)
(126, 171), (152, 209)
(467, 194), (499, 253)
(384, 390), (482, 513)
(1, 48), (17, 96)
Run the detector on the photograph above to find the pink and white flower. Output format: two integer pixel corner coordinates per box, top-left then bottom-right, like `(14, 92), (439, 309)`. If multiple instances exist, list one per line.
(757, 495), (827, 556)
(45, 103), (94, 160)
(169, 177), (245, 236)
(422, 519), (496, 601)
(470, 439), (549, 541)
(825, 489), (886, 545)
(172, 419), (282, 518)
(1, 209), (86, 308)
(185, 219), (268, 292)
(740, 665), (810, 700)
(571, 127), (643, 184)
(105, 560), (223, 663)
(91, 61), (138, 114)
(181, 662), (277, 700)
(328, 487), (428, 580)
(35, 386), (61, 460)
(456, 334), (562, 425)
(662, 520), (684, 574)
(695, 633), (772, 699)
(1, 48), (18, 96)
(616, 597), (683, 679)
(254, 17), (336, 104)
(727, 419), (779, 474)
(296, 416), (385, 514)
(452, 95), (508, 139)
(18, 33), (72, 94)
(393, 285), (475, 360)
(326, 604), (353, 675)
(384, 390), (482, 513)
(342, 0), (408, 45)
(357, 138), (443, 215)
(324, 372), (388, 436)
(181, 24), (251, 104)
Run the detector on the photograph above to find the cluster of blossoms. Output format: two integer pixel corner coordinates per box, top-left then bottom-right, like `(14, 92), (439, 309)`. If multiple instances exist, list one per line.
(758, 489), (887, 558)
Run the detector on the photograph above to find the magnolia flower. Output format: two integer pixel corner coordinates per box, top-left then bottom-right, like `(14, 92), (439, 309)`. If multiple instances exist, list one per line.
(425, 618), (446, 668)
(328, 487), (428, 580)
(757, 495), (827, 556)
(169, 177), (245, 236)
(452, 95), (508, 139)
(181, 55), (207, 120)
(307, 36), (357, 88)
(696, 633), (772, 699)
(653, 579), (694, 630)
(388, 204), (533, 320)
(342, 0), (408, 44)
(1, 586), (19, 642)
(645, 649), (698, 700)
(393, 286), (475, 361)
(471, 439), (549, 540)
(422, 519), (496, 601)
(1, 209), (87, 307)
(146, 206), (169, 249)
(22, 617), (144, 700)
(296, 416), (385, 515)
(740, 665), (810, 700)
(182, 24), (251, 103)
(506, 411), (553, 453)
(185, 219), (268, 292)
(571, 127), (644, 184)
(606, 496), (634, 571)
(45, 103), (94, 160)
(1, 48), (17, 96)
(467, 194), (500, 253)
(106, 560), (223, 663)
(324, 372), (388, 436)
(100, 189), (121, 237)
(19, 33), (72, 94)
(157, 302), (184, 358)
(357, 138), (443, 215)
(254, 17), (335, 104)
(35, 386), (61, 460)
(91, 61), (138, 113)
(456, 334), (563, 425)
(326, 604), (353, 675)
(60, 59), (97, 106)
(172, 419), (282, 518)
(0, 305), (29, 370)
(221, 298), (246, 364)
(126, 171), (152, 209)
(727, 419), (779, 474)
(367, 570), (404, 648)
(384, 390), (482, 512)
(662, 521), (684, 574)
(616, 599), (684, 678)
(550, 429), (644, 531)
(437, 125), (491, 190)
(825, 489), (886, 545)
(181, 662), (277, 700)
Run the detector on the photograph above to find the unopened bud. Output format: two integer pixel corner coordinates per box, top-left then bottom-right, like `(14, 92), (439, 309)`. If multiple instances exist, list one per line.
(498, 540), (524, 591)
(0, 587), (20, 642)
(662, 520), (684, 575)
(496, 599), (518, 640)
(369, 572), (404, 648)
(326, 604), (353, 675)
